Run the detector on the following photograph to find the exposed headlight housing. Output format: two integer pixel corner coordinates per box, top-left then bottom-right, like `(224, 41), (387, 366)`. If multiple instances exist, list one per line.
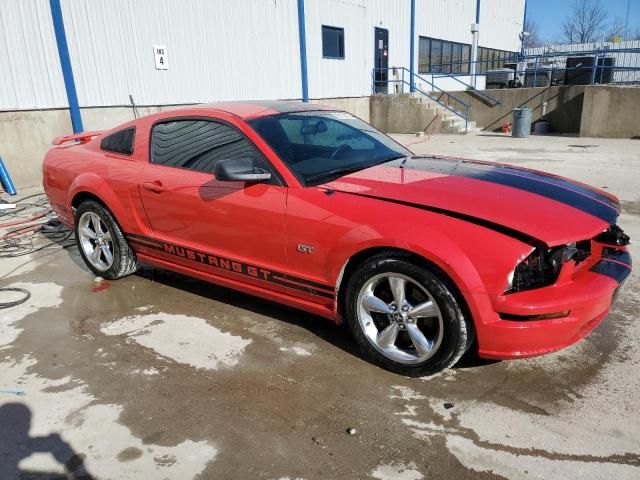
(506, 242), (591, 293)
(595, 224), (630, 246)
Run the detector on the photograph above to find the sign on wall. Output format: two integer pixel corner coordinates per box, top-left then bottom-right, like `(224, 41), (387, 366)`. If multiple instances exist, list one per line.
(154, 45), (168, 70)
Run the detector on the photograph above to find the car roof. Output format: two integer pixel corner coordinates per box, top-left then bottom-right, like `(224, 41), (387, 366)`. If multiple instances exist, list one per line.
(190, 100), (338, 119)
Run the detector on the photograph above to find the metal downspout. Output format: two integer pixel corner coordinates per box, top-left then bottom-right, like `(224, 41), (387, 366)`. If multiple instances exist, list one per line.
(297, 0), (309, 102)
(49, 0), (83, 133)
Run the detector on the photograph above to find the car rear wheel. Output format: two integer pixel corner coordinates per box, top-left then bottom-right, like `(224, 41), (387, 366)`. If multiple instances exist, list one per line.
(74, 200), (138, 280)
(344, 253), (471, 377)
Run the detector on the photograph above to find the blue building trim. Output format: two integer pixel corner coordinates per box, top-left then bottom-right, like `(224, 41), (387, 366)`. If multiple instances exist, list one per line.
(409, 0), (416, 92)
(296, 0), (309, 102)
(49, 0), (83, 133)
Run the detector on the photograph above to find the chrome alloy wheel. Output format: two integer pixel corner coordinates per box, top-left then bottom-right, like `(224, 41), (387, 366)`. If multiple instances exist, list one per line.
(356, 273), (444, 364)
(78, 211), (114, 271)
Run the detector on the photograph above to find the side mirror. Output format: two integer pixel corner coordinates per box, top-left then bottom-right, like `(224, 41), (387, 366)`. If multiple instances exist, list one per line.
(300, 120), (328, 136)
(214, 158), (272, 183)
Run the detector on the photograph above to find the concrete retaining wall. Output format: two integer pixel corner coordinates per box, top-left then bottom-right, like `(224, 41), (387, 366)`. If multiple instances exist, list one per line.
(580, 86), (640, 138)
(369, 95), (438, 134)
(454, 85), (640, 138)
(455, 86), (586, 134)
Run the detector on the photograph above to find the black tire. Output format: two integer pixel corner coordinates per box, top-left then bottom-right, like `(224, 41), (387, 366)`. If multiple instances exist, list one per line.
(344, 252), (472, 377)
(74, 200), (138, 280)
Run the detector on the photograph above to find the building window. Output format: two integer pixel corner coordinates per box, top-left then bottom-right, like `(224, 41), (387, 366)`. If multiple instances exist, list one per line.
(322, 26), (344, 59)
(419, 36), (517, 75)
(418, 37), (431, 73)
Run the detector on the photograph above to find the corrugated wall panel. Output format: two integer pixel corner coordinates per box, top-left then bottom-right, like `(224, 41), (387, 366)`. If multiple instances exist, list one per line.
(479, 0), (525, 52)
(415, 0), (476, 46)
(304, 0), (368, 98)
(0, 0), (67, 109)
(0, 0), (524, 109)
(60, 0), (302, 106)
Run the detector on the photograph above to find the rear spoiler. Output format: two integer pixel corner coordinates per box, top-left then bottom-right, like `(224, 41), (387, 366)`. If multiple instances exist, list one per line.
(52, 130), (105, 146)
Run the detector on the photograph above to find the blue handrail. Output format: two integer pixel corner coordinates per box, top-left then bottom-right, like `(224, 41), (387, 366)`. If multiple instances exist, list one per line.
(372, 66), (470, 131)
(429, 65), (501, 105)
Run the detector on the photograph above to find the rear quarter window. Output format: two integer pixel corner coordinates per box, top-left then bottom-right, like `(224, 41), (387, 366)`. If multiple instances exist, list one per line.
(100, 127), (135, 155)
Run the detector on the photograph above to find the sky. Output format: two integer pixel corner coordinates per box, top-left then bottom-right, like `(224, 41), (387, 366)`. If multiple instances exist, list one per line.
(526, 0), (640, 42)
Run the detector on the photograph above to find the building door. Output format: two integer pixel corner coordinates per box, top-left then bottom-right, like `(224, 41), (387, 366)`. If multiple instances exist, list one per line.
(374, 27), (389, 94)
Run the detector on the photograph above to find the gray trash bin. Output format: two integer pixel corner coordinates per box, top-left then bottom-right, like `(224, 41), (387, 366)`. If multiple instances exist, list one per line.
(512, 107), (532, 138)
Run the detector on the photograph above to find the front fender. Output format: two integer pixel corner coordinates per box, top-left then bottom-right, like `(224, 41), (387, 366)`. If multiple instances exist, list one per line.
(324, 210), (533, 298)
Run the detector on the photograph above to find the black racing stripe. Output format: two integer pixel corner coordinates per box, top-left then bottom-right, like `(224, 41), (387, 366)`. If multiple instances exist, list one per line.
(591, 260), (631, 283)
(126, 232), (164, 246)
(125, 233), (335, 297)
(273, 274), (335, 293)
(336, 190), (541, 246)
(128, 237), (164, 250)
(394, 157), (619, 224)
(602, 248), (632, 266)
(271, 278), (335, 298)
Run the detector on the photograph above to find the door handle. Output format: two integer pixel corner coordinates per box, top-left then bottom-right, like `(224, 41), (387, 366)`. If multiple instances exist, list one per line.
(142, 181), (167, 194)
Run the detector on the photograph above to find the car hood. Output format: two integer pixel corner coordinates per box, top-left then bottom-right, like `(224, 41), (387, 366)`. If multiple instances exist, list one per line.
(323, 156), (620, 246)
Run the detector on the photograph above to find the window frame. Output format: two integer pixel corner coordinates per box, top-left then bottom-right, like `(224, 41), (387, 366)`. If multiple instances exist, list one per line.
(321, 25), (345, 60)
(100, 126), (136, 156)
(148, 116), (285, 186)
(418, 36), (471, 75)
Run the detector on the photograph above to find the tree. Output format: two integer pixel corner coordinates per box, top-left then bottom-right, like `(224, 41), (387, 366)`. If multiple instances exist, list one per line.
(522, 19), (542, 49)
(604, 17), (628, 42)
(561, 0), (608, 44)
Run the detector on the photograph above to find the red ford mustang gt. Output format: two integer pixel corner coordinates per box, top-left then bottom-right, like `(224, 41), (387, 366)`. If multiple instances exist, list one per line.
(43, 101), (632, 376)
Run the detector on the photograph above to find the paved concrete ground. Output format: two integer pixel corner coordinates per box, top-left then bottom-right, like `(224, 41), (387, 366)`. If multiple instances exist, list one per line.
(1, 134), (638, 479)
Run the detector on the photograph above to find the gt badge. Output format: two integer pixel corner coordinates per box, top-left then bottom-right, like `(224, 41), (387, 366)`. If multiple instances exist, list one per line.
(297, 243), (315, 254)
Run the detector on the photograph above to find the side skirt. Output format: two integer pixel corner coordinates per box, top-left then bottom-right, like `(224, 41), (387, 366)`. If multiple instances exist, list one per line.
(136, 253), (337, 322)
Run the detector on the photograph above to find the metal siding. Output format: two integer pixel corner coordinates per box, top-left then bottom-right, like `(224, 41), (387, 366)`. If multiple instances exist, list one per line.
(415, 0), (476, 46)
(479, 0), (525, 52)
(0, 0), (67, 109)
(0, 0), (524, 109)
(58, 0), (302, 106)
(304, 0), (368, 98)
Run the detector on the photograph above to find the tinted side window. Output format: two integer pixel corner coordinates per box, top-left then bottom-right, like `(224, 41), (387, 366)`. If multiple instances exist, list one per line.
(150, 119), (267, 174)
(100, 127), (135, 155)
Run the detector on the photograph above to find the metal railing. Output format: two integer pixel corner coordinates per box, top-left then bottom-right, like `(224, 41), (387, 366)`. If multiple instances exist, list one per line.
(429, 65), (501, 104)
(426, 43), (640, 88)
(372, 66), (469, 131)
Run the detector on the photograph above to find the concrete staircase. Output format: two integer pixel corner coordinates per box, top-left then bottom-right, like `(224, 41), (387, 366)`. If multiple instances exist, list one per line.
(370, 93), (481, 135)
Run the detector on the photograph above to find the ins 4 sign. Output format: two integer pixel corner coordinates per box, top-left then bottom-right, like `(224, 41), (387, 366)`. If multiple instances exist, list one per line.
(154, 45), (168, 70)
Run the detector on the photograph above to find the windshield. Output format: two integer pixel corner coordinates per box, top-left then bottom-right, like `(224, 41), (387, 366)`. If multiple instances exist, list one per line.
(247, 111), (411, 185)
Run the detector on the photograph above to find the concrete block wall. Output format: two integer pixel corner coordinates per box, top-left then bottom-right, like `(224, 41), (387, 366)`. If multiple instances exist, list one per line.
(454, 85), (640, 139)
(454, 86), (586, 134)
(580, 86), (640, 138)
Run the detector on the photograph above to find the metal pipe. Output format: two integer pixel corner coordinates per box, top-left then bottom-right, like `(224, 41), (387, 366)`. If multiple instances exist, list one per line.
(296, 0), (309, 102)
(520, 0), (528, 61)
(409, 0), (416, 92)
(470, 0), (481, 87)
(49, 0), (83, 133)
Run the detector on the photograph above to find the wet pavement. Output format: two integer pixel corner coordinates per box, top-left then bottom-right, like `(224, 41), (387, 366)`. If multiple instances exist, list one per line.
(1, 134), (639, 479)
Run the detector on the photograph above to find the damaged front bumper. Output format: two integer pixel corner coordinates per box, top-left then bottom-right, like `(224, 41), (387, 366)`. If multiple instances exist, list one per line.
(471, 238), (631, 360)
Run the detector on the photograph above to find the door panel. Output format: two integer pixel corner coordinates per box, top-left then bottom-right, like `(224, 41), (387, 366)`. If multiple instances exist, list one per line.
(137, 117), (288, 293)
(138, 165), (287, 292)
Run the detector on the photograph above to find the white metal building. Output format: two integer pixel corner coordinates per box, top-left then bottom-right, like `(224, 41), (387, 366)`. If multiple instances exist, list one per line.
(1, 0), (525, 111)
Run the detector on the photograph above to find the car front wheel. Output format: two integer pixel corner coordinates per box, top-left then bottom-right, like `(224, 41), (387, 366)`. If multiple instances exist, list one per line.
(345, 253), (471, 377)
